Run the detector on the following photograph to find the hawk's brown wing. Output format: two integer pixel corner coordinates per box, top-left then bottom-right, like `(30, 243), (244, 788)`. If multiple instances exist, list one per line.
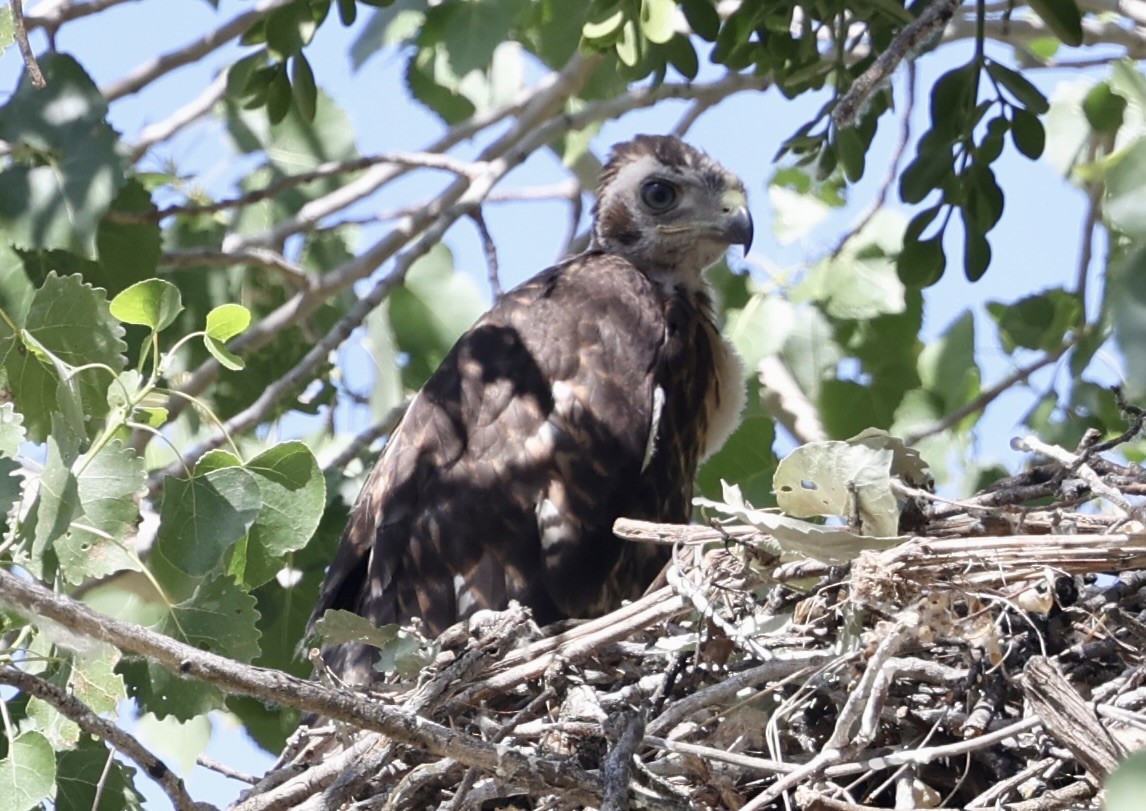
(311, 252), (679, 683)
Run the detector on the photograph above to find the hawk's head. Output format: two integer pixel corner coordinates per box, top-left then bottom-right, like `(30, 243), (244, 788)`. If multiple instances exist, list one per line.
(591, 134), (753, 290)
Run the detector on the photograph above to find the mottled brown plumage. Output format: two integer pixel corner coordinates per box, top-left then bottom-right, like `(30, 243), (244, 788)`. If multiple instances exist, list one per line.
(310, 135), (752, 685)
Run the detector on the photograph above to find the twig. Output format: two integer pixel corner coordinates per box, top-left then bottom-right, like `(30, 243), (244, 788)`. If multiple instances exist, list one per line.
(196, 755), (259, 785)
(130, 73), (227, 162)
(834, 0), (960, 127)
(1011, 435), (1134, 517)
(99, 0), (295, 101)
(322, 402), (408, 473)
(469, 208), (501, 298)
(601, 710), (645, 811)
(10, 0), (46, 89)
(903, 343), (1072, 445)
(0, 666), (209, 811)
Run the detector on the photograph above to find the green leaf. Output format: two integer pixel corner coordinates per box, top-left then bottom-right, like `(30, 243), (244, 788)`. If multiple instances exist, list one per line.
(1082, 81), (1127, 134)
(0, 273), (126, 443)
(266, 65), (293, 125)
(56, 736), (143, 811)
(962, 219), (992, 281)
(387, 244), (484, 389)
(799, 255), (906, 320)
(986, 60), (1050, 113)
(0, 54), (126, 257)
(69, 651), (126, 716)
(725, 293), (795, 373)
(121, 577), (261, 720)
(55, 440), (146, 584)
(110, 279), (184, 332)
(897, 235), (946, 288)
(835, 126), (866, 183)
(291, 53), (318, 120)
(680, 0), (720, 40)
(1106, 139), (1146, 239)
(899, 148), (953, 205)
(0, 402), (24, 457)
(0, 731), (55, 811)
(1026, 0), (1084, 47)
(1010, 107), (1046, 159)
(583, 8), (626, 39)
(153, 465), (262, 578)
(1105, 750), (1146, 811)
(314, 610), (432, 678)
(1112, 247), (1146, 401)
(17, 416), (81, 578)
(427, 0), (530, 75)
(697, 410), (777, 508)
(203, 303), (251, 371)
(987, 289), (1081, 353)
(639, 0), (676, 44)
(919, 311), (980, 416)
(228, 441), (326, 588)
(0, 6), (13, 55)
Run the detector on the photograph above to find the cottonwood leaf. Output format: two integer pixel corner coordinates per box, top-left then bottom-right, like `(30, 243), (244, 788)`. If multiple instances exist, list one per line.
(314, 610), (432, 678)
(0, 54), (125, 257)
(696, 481), (904, 564)
(153, 463), (261, 578)
(0, 403), (23, 456)
(110, 278), (183, 332)
(56, 736), (143, 811)
(69, 649), (125, 716)
(0, 731), (55, 811)
(56, 440), (145, 583)
(0, 273), (126, 442)
(228, 440), (325, 588)
(121, 576), (261, 721)
(773, 440), (901, 538)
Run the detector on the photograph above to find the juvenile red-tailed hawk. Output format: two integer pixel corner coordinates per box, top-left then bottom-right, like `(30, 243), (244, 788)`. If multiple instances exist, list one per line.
(311, 135), (752, 682)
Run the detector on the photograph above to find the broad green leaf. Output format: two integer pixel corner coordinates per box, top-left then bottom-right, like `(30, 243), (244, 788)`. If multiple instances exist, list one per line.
(228, 441), (326, 588)
(291, 53), (318, 120)
(986, 61), (1050, 113)
(583, 8), (625, 39)
(1105, 750), (1146, 811)
(0, 6), (12, 55)
(387, 244), (484, 389)
(0, 54), (126, 257)
(205, 303), (251, 341)
(697, 409), (777, 508)
(897, 235), (946, 288)
(121, 577), (261, 721)
(639, 0), (676, 44)
(314, 610), (432, 678)
(203, 303), (251, 370)
(69, 649), (125, 716)
(18, 418), (82, 578)
(987, 289), (1081, 353)
(962, 218), (993, 282)
(56, 736), (143, 811)
(725, 294), (795, 373)
(1112, 247), (1146, 401)
(0, 402), (23, 457)
(799, 255), (906, 320)
(681, 0), (720, 40)
(0, 731), (55, 811)
(110, 279), (183, 332)
(153, 465), (261, 578)
(1083, 81), (1127, 134)
(1011, 108), (1046, 159)
(55, 440), (146, 583)
(27, 693), (80, 749)
(919, 311), (980, 417)
(1106, 139), (1146, 239)
(0, 273), (126, 442)
(1026, 0), (1084, 47)
(426, 0), (530, 76)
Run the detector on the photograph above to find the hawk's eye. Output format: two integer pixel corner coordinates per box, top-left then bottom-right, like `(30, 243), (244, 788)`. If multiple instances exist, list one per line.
(640, 180), (677, 211)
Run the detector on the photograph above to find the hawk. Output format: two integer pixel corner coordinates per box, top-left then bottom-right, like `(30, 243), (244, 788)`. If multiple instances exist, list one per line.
(310, 135), (753, 683)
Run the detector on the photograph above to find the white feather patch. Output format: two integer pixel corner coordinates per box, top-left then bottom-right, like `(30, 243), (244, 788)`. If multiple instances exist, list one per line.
(642, 385), (665, 472)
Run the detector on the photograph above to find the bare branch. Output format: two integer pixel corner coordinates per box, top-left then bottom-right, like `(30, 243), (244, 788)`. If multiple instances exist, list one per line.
(11, 0), (46, 89)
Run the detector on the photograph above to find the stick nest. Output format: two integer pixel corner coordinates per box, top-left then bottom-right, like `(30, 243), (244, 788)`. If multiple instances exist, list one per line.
(242, 439), (1146, 811)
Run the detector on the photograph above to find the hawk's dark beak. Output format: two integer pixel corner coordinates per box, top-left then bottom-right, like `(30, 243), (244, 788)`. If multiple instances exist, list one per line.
(721, 206), (754, 254)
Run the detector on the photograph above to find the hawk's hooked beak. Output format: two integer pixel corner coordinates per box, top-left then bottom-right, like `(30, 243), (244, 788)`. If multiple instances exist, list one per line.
(720, 206), (754, 254)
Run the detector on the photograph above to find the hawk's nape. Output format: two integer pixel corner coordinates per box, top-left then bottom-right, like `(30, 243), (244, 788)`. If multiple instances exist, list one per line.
(308, 134), (753, 686)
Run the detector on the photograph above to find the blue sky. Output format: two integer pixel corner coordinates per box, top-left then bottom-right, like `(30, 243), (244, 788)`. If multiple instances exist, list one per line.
(3, 0), (1112, 806)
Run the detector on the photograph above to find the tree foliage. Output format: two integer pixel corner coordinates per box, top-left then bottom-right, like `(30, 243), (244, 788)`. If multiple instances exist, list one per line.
(0, 0), (1145, 807)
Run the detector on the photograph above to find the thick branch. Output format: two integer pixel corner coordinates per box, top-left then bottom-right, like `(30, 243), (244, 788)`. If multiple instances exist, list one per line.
(0, 567), (605, 804)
